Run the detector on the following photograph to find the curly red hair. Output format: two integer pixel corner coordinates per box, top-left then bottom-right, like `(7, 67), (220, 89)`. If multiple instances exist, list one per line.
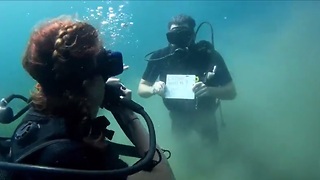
(22, 15), (103, 140)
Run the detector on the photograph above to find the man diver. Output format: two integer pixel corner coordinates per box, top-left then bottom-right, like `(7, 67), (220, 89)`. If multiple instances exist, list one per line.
(137, 14), (237, 146)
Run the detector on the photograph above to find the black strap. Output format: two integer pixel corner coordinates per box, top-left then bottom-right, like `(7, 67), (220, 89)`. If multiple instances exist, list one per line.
(132, 149), (162, 172)
(13, 138), (143, 164)
(14, 139), (71, 163)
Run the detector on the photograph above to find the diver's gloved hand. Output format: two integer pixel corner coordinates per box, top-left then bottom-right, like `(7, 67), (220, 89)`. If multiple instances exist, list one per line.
(192, 82), (212, 98)
(152, 81), (166, 97)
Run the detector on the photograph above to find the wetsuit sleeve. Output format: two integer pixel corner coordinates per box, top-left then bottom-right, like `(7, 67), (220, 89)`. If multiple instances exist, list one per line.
(210, 51), (233, 86)
(141, 52), (161, 84)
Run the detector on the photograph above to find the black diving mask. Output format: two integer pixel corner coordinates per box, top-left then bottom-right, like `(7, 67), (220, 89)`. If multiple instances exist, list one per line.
(95, 48), (124, 81)
(166, 27), (194, 47)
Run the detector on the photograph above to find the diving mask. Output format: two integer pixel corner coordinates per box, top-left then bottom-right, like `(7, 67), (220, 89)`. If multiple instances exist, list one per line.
(96, 48), (124, 81)
(166, 27), (194, 47)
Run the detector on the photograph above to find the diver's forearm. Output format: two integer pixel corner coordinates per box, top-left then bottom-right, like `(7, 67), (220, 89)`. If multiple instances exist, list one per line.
(138, 84), (154, 98)
(208, 83), (236, 100)
(127, 119), (161, 158)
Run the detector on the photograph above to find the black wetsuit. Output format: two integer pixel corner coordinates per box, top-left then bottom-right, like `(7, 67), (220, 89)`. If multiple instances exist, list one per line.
(142, 42), (233, 144)
(7, 108), (128, 180)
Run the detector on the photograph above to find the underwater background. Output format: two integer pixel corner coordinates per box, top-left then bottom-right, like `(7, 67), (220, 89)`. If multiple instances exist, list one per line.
(1, 1), (320, 179)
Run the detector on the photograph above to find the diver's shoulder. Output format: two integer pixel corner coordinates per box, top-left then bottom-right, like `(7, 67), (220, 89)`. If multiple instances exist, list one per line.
(194, 40), (225, 62)
(196, 40), (214, 49)
(194, 40), (215, 54)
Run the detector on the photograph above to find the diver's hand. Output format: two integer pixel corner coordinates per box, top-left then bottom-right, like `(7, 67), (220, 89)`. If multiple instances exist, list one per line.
(152, 81), (166, 97)
(192, 82), (212, 98)
(106, 77), (137, 121)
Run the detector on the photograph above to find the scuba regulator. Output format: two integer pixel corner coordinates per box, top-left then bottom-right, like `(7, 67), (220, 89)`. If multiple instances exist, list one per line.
(0, 48), (170, 178)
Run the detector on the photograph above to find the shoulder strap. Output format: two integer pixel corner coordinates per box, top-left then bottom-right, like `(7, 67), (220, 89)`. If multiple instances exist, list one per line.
(14, 139), (71, 163)
(14, 138), (142, 163)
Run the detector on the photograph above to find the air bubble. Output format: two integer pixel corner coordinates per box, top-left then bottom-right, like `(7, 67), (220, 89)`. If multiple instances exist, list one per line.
(82, 1), (137, 48)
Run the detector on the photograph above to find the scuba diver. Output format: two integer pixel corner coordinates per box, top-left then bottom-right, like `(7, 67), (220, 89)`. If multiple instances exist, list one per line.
(137, 14), (237, 146)
(0, 15), (175, 180)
